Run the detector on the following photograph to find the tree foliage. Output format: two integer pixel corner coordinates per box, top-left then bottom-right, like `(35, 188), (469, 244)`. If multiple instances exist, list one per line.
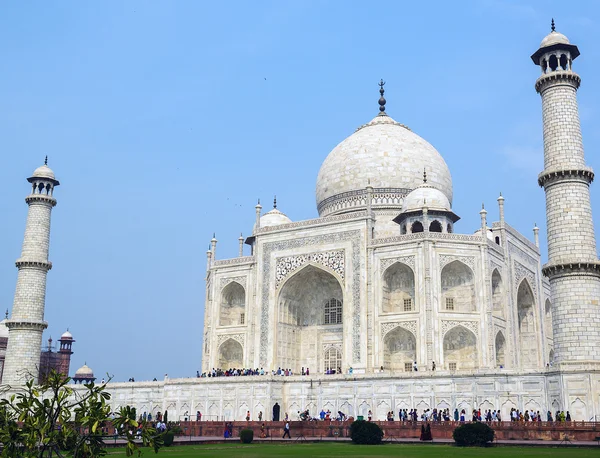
(0, 370), (163, 457)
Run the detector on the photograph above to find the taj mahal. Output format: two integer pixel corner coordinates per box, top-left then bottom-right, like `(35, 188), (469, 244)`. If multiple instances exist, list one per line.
(2, 23), (600, 422)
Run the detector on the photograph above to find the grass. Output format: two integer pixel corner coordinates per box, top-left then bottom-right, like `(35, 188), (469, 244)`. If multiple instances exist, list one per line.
(106, 442), (600, 458)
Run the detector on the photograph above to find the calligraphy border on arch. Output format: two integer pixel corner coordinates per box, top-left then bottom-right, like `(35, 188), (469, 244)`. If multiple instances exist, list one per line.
(260, 230), (362, 366)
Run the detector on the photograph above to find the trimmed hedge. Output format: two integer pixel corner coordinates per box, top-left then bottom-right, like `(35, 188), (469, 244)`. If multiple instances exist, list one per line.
(163, 430), (175, 447)
(349, 420), (383, 445)
(452, 422), (494, 446)
(240, 428), (254, 444)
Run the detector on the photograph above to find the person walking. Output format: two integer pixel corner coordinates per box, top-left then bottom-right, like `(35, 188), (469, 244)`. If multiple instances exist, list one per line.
(282, 421), (291, 438)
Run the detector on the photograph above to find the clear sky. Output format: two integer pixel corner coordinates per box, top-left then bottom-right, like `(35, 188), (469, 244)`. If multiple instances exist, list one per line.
(1, 1), (599, 382)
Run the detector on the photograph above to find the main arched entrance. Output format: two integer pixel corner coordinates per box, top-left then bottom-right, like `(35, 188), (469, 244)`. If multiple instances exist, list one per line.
(277, 265), (344, 373)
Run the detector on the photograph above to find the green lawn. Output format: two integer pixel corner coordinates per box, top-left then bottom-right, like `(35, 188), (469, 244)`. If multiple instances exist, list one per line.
(107, 442), (600, 458)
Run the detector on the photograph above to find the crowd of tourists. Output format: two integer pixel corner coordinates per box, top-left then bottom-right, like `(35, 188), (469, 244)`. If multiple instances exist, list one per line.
(198, 367), (313, 377)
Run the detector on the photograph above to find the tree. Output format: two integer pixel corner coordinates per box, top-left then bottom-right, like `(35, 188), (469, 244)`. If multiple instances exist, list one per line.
(0, 370), (163, 457)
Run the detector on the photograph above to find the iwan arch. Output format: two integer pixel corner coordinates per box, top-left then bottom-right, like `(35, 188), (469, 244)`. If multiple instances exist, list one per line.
(3, 24), (600, 422)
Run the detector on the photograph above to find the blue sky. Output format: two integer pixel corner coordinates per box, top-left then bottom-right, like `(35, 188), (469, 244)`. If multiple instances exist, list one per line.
(1, 1), (599, 382)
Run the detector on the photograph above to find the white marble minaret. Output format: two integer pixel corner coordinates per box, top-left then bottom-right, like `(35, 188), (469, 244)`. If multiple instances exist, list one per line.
(3, 159), (59, 385)
(532, 21), (600, 367)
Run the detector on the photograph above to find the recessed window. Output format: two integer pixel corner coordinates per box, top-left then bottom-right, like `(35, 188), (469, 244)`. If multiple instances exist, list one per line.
(446, 297), (454, 311)
(403, 298), (412, 312)
(449, 362), (457, 371)
(240, 312), (245, 325)
(429, 220), (442, 232)
(404, 362), (413, 372)
(324, 298), (343, 325)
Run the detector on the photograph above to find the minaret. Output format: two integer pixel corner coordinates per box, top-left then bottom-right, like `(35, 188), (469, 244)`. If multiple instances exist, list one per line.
(532, 21), (600, 367)
(3, 159), (59, 385)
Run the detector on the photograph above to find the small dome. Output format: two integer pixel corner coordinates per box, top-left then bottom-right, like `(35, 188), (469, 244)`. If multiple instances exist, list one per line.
(75, 364), (94, 377)
(540, 31), (570, 48)
(60, 330), (73, 340)
(401, 185), (451, 213)
(260, 208), (292, 228)
(31, 164), (56, 180)
(0, 319), (8, 339)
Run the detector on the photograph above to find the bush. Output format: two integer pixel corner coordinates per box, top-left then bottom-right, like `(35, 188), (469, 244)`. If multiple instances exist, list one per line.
(453, 422), (494, 447)
(240, 428), (254, 444)
(167, 423), (183, 435)
(163, 430), (175, 447)
(350, 420), (383, 445)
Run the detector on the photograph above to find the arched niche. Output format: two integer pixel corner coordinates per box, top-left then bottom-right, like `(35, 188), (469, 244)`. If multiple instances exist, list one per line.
(429, 220), (442, 233)
(443, 325), (478, 370)
(218, 339), (243, 369)
(219, 282), (246, 326)
(517, 280), (539, 368)
(382, 262), (415, 313)
(277, 265), (343, 372)
(495, 331), (506, 368)
(411, 221), (423, 233)
(441, 261), (476, 312)
(383, 327), (416, 371)
(544, 299), (553, 341)
(491, 269), (504, 318)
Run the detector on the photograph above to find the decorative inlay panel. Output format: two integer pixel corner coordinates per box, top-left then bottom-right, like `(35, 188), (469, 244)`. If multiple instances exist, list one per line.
(275, 250), (345, 289)
(220, 276), (247, 290)
(439, 255), (476, 271)
(514, 260), (538, 299)
(260, 230), (362, 366)
(440, 320), (479, 338)
(217, 333), (245, 347)
(381, 321), (417, 339)
(380, 256), (415, 275)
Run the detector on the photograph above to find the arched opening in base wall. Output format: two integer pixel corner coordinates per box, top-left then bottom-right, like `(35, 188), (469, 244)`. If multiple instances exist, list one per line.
(443, 325), (478, 370)
(218, 339), (243, 369)
(491, 269), (504, 318)
(383, 327), (416, 371)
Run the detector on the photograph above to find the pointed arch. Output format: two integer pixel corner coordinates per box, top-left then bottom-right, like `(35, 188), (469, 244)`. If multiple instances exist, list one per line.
(219, 281), (246, 326)
(517, 279), (539, 368)
(443, 325), (478, 370)
(544, 299), (553, 342)
(429, 220), (442, 232)
(495, 331), (506, 368)
(277, 264), (343, 372)
(382, 262), (415, 313)
(411, 221), (424, 233)
(491, 269), (504, 318)
(383, 326), (416, 371)
(218, 338), (243, 369)
(441, 260), (476, 312)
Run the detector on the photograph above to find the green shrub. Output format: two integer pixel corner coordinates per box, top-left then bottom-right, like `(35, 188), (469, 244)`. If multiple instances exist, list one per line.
(452, 422), (494, 446)
(349, 420), (383, 445)
(163, 430), (175, 447)
(240, 428), (254, 444)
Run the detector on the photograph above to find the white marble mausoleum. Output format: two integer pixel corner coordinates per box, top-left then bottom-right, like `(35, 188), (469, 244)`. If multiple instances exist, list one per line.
(3, 23), (600, 423)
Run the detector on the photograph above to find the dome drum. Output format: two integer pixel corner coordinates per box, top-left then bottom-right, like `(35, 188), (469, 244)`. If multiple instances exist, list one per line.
(318, 187), (412, 217)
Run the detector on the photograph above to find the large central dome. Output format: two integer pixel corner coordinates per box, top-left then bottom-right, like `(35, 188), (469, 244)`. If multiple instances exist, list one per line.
(316, 113), (453, 217)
